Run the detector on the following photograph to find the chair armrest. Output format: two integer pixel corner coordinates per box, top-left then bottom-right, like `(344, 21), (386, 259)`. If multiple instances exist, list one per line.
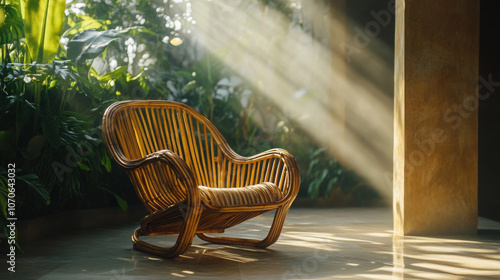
(112, 149), (201, 207)
(219, 148), (300, 206)
(115, 149), (190, 175)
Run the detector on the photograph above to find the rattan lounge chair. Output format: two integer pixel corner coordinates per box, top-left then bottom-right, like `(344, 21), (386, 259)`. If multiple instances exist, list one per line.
(102, 100), (300, 258)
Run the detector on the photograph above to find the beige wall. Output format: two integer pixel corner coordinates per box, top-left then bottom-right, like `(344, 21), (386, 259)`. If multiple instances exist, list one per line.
(394, 0), (479, 235)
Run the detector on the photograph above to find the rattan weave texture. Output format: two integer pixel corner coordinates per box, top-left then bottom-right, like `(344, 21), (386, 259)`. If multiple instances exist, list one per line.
(102, 100), (300, 258)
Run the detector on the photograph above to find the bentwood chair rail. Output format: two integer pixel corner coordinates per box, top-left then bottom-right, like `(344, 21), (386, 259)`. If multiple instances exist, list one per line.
(102, 100), (300, 258)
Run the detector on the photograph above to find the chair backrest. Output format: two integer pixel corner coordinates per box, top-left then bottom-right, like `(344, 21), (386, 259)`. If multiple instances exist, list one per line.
(102, 101), (225, 210)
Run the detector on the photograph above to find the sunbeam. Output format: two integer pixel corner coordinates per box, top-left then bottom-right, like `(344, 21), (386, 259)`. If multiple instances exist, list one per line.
(191, 0), (394, 202)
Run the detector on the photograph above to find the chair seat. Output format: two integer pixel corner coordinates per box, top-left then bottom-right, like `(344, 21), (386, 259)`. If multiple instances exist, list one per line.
(199, 183), (283, 207)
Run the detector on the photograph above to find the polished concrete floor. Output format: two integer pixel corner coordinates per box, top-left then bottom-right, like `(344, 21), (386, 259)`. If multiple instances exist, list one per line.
(1, 208), (500, 279)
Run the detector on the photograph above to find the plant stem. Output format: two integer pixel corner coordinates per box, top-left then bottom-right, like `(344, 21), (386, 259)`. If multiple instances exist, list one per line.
(37, 0), (51, 63)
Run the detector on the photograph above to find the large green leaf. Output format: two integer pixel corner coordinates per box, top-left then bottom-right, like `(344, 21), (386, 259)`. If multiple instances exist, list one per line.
(22, 0), (66, 63)
(62, 15), (107, 38)
(102, 187), (128, 211)
(18, 173), (50, 205)
(97, 65), (128, 82)
(0, 4), (24, 45)
(67, 28), (137, 63)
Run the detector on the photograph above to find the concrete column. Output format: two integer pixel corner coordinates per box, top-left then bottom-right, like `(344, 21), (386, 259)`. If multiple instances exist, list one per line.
(394, 0), (479, 235)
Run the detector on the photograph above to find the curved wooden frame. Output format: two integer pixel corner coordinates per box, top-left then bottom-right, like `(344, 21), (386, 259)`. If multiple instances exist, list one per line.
(102, 100), (300, 258)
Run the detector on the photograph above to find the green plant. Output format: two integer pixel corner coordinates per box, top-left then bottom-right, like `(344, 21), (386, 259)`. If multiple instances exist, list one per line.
(0, 0), (144, 230)
(22, 0), (66, 63)
(0, 2), (23, 61)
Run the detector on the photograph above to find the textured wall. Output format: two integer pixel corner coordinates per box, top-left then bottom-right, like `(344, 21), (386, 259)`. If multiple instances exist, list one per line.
(394, 0), (479, 235)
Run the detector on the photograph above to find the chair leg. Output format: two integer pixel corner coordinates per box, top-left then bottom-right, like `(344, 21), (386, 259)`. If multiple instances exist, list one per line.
(197, 205), (290, 248)
(132, 205), (203, 258)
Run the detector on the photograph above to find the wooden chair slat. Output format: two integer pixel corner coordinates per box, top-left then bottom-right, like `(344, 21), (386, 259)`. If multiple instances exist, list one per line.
(102, 100), (300, 258)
